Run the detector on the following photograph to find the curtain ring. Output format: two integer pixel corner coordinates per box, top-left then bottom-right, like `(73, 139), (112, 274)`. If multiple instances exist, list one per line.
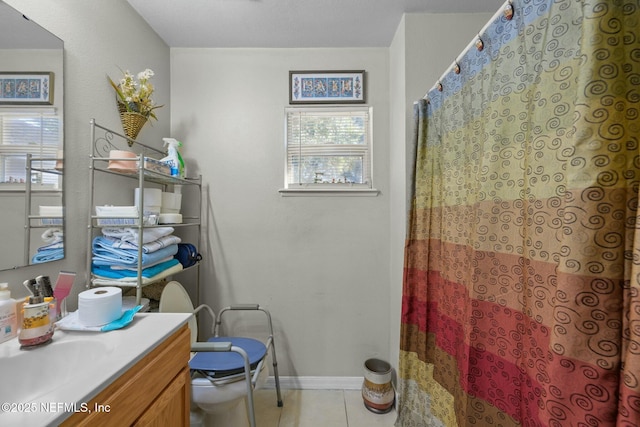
(453, 62), (461, 74)
(475, 36), (484, 51)
(504, 3), (514, 20)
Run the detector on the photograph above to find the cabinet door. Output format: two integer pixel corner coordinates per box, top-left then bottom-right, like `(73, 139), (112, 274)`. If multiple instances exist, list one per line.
(60, 325), (190, 427)
(133, 367), (190, 427)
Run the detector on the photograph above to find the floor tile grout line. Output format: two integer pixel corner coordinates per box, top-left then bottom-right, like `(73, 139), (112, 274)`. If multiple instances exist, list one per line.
(343, 389), (350, 427)
(277, 389), (284, 427)
(274, 388), (284, 427)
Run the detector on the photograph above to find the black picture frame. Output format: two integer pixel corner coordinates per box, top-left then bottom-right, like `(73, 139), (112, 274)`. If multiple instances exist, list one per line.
(289, 70), (365, 104)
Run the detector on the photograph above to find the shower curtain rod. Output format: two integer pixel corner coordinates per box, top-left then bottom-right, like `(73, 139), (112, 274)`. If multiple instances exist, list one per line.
(422, 0), (511, 100)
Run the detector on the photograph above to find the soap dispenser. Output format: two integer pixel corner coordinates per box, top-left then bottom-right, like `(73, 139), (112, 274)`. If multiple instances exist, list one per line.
(0, 283), (18, 344)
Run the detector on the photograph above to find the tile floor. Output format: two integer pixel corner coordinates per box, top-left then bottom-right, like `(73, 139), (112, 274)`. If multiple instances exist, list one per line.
(253, 389), (397, 427)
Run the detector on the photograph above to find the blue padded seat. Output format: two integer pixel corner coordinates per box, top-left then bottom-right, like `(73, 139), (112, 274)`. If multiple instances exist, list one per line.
(190, 337), (267, 378)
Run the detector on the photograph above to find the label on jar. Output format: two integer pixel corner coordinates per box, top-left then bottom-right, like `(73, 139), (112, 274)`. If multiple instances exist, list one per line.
(20, 302), (51, 339)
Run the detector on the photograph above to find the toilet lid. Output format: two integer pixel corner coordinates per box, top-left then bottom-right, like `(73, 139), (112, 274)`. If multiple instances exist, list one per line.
(189, 337), (267, 377)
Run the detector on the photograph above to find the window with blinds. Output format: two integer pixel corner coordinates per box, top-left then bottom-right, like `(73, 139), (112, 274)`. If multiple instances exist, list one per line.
(285, 106), (372, 190)
(0, 111), (61, 185)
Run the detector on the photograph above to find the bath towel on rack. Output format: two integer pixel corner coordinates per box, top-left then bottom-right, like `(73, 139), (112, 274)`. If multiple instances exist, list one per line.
(94, 235), (181, 254)
(41, 227), (64, 244)
(36, 241), (64, 251)
(109, 255), (174, 271)
(91, 239), (178, 267)
(101, 226), (175, 244)
(32, 247), (64, 264)
(91, 259), (183, 285)
(92, 258), (181, 280)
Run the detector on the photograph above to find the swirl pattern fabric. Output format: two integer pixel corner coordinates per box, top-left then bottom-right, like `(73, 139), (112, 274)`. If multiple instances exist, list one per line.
(397, 1), (640, 426)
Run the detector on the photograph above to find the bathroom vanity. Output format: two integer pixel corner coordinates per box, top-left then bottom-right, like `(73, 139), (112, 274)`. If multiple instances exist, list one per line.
(0, 312), (191, 427)
(61, 317), (190, 426)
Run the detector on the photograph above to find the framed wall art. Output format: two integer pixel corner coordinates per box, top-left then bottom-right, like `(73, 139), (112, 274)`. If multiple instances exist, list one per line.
(289, 70), (365, 104)
(0, 72), (54, 105)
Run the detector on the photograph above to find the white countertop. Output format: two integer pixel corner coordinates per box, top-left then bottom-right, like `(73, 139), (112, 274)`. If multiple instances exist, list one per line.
(0, 312), (190, 427)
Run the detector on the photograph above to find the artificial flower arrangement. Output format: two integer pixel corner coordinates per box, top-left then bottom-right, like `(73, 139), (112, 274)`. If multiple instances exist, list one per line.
(108, 68), (163, 120)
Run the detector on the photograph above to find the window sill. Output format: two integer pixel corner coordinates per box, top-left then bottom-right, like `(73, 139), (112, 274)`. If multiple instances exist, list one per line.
(278, 187), (379, 197)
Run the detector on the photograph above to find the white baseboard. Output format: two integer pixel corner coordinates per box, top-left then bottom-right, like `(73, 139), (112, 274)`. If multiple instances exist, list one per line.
(264, 376), (363, 390)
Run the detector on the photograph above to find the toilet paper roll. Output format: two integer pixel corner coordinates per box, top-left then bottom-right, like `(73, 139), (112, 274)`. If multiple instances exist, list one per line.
(78, 287), (122, 327)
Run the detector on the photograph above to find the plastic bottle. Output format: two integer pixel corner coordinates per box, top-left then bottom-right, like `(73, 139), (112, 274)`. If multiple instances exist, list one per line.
(0, 283), (18, 344)
(161, 138), (185, 178)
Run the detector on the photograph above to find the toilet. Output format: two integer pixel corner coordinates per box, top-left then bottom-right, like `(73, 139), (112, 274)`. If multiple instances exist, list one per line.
(190, 360), (269, 427)
(159, 281), (283, 427)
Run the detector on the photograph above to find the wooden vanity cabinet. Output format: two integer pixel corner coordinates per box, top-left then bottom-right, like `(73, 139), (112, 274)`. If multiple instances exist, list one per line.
(61, 324), (191, 427)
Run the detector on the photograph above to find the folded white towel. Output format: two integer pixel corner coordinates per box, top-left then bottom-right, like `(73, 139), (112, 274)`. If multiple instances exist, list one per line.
(101, 226), (174, 244)
(41, 227), (64, 243)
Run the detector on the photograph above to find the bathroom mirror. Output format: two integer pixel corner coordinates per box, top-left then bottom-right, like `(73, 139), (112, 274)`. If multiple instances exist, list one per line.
(0, 0), (64, 270)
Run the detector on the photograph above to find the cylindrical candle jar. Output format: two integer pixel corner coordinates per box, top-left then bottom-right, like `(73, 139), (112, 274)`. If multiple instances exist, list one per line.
(19, 299), (54, 347)
(362, 358), (395, 414)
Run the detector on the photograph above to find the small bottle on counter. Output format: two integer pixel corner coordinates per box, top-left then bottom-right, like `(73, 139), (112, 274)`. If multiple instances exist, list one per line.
(0, 283), (18, 344)
(19, 295), (54, 347)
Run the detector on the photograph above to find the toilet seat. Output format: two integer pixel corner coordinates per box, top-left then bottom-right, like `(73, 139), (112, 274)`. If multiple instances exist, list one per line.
(190, 337), (267, 378)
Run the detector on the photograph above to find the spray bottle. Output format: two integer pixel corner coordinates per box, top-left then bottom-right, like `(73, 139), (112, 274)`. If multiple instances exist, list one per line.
(161, 138), (185, 178)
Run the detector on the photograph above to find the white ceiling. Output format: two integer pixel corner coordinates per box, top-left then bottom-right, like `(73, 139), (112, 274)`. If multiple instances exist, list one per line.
(126, 0), (503, 48)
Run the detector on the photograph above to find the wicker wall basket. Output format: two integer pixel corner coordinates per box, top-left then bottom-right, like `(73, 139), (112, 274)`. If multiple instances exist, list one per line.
(119, 110), (147, 144)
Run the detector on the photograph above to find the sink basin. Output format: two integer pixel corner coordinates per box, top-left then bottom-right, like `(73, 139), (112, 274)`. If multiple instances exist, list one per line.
(0, 337), (114, 403)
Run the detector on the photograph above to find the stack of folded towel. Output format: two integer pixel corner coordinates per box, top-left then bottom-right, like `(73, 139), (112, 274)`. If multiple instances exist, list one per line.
(32, 228), (64, 264)
(91, 226), (183, 285)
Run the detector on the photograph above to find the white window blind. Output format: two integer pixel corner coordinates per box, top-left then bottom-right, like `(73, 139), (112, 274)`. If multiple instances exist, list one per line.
(0, 111), (61, 185)
(285, 106), (372, 190)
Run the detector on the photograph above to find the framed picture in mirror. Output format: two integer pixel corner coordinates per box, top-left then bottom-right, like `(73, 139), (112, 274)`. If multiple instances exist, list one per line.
(0, 72), (54, 105)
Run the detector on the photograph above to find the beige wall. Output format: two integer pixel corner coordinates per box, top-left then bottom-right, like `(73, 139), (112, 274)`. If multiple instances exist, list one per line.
(388, 15), (407, 383)
(171, 47), (391, 377)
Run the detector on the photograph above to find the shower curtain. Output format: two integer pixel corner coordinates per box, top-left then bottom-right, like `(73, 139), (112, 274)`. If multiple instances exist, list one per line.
(397, 1), (640, 426)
